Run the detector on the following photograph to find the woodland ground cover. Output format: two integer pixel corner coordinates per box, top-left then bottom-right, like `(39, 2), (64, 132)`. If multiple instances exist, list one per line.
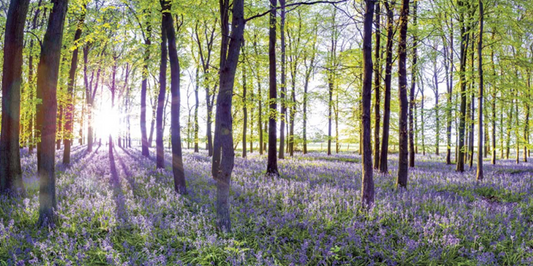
(1, 145), (532, 265)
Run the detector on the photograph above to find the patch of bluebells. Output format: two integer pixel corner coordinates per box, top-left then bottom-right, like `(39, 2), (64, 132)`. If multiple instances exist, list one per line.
(0, 145), (532, 265)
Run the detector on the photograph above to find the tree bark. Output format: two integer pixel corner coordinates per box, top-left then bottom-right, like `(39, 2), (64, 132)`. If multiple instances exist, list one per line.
(456, 0), (469, 172)
(63, 10), (85, 165)
(242, 44), (247, 158)
(409, 0), (417, 167)
(36, 0), (68, 226)
(361, 0), (375, 207)
(156, 17), (167, 169)
(162, 0), (187, 195)
(266, 0), (279, 175)
(141, 17), (151, 157)
(476, 0), (483, 180)
(373, 1), (381, 168)
(397, 0), (409, 188)
(379, 0), (394, 174)
(211, 0), (245, 231)
(278, 0), (286, 159)
(0, 0), (30, 194)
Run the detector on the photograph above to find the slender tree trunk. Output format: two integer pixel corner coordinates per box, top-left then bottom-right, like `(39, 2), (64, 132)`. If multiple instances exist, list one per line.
(409, 0), (417, 167)
(372, 1), (381, 168)
(194, 68), (199, 153)
(242, 45), (247, 158)
(445, 18), (454, 164)
(278, 0), (286, 159)
(156, 17), (167, 169)
(162, 0), (186, 194)
(63, 11), (85, 165)
(36, 0), (68, 226)
(379, 1), (394, 174)
(267, 0), (279, 175)
(361, 0), (375, 208)
(141, 20), (151, 157)
(0, 0), (30, 194)
(456, 0), (469, 172)
(211, 0), (245, 231)
(397, 0), (410, 188)
(476, 0), (484, 180)
(433, 61), (439, 156)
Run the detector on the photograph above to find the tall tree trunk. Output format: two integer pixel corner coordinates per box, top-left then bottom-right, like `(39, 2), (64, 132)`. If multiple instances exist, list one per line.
(0, 0), (30, 194)
(27, 0), (43, 155)
(409, 0), (417, 167)
(242, 44), (247, 158)
(156, 17), (167, 169)
(397, 0), (409, 188)
(161, 0), (186, 194)
(491, 47), (496, 164)
(141, 19), (152, 157)
(476, 0), (483, 180)
(278, 0), (286, 159)
(456, 0), (469, 172)
(266, 0), (279, 175)
(194, 68), (199, 153)
(211, 0), (245, 231)
(36, 0), (68, 226)
(63, 11), (85, 165)
(445, 18), (454, 164)
(372, 2), (381, 168)
(361, 0), (375, 207)
(379, 0), (394, 174)
(433, 61), (439, 156)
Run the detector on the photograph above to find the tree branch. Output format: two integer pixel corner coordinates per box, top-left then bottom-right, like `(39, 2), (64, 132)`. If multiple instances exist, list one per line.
(245, 0), (347, 22)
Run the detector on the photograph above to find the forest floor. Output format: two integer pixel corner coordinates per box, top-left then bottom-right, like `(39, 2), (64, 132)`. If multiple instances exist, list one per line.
(1, 144), (533, 265)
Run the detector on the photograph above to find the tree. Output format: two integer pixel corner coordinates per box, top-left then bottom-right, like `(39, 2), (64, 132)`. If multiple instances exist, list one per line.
(456, 0), (470, 173)
(279, 0), (287, 159)
(408, 0), (417, 167)
(396, 0), (409, 188)
(372, 1), (381, 169)
(211, 0), (245, 231)
(476, 0), (484, 180)
(361, 0), (375, 207)
(0, 0), (30, 194)
(36, 0), (69, 226)
(379, 0), (395, 174)
(156, 12), (167, 169)
(63, 2), (86, 165)
(161, 0), (187, 195)
(266, 0), (279, 176)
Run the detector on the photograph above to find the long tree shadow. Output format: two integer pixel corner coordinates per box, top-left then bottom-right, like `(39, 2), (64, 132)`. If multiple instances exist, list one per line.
(109, 143), (128, 226)
(113, 146), (137, 193)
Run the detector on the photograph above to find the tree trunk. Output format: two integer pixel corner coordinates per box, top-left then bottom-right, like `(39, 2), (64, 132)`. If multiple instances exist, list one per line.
(361, 0), (375, 207)
(63, 11), (85, 165)
(253, 37), (264, 155)
(456, 0), (469, 172)
(445, 18), (454, 164)
(141, 19), (151, 157)
(476, 0), (483, 180)
(36, 0), (68, 226)
(162, 0), (186, 195)
(379, 1), (394, 174)
(408, 0), (417, 167)
(242, 44), (247, 158)
(278, 0), (286, 159)
(156, 17), (167, 169)
(211, 0), (245, 231)
(267, 0), (279, 175)
(0, 0), (30, 194)
(194, 68), (199, 153)
(397, 0), (409, 188)
(373, 2), (381, 168)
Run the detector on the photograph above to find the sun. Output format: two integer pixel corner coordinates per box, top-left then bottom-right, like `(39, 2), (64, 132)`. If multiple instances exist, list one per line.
(93, 105), (120, 138)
